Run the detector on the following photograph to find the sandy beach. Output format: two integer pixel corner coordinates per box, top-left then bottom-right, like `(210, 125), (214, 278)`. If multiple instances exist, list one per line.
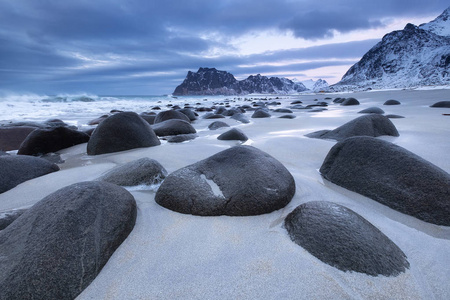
(1, 89), (450, 299)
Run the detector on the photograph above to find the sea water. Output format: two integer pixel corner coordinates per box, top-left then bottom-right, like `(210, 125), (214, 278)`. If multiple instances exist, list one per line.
(0, 93), (233, 128)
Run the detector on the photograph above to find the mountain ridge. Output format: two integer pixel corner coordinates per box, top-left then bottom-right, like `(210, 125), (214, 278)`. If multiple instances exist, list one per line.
(333, 7), (450, 90)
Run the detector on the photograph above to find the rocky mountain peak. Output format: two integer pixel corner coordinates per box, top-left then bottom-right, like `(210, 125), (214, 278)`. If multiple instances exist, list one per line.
(173, 68), (307, 95)
(333, 7), (450, 90)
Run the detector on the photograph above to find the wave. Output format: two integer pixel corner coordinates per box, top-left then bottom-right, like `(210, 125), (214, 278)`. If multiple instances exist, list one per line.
(0, 91), (102, 103)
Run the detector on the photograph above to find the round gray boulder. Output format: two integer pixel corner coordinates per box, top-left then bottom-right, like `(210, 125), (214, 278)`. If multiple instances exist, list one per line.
(208, 121), (230, 130)
(305, 114), (399, 141)
(430, 101), (450, 108)
(155, 146), (295, 216)
(0, 155), (60, 194)
(358, 107), (385, 114)
(230, 113), (250, 124)
(18, 126), (90, 156)
(320, 137), (450, 226)
(384, 99), (401, 105)
(340, 98), (360, 106)
(87, 112), (160, 155)
(284, 201), (409, 276)
(0, 181), (136, 300)
(217, 128), (248, 141)
(154, 110), (191, 123)
(98, 158), (167, 186)
(152, 119), (196, 136)
(252, 109), (271, 118)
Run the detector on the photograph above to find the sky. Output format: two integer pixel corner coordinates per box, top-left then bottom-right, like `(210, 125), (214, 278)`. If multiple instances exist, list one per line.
(0, 0), (448, 95)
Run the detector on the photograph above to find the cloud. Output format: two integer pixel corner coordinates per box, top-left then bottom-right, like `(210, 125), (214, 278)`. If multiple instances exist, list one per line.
(0, 0), (448, 94)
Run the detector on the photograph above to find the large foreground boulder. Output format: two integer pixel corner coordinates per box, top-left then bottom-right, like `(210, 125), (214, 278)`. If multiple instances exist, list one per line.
(0, 155), (59, 194)
(155, 146), (295, 216)
(0, 181), (137, 300)
(152, 119), (196, 136)
(18, 126), (90, 156)
(320, 137), (450, 226)
(305, 114), (399, 141)
(98, 158), (167, 186)
(284, 201), (409, 276)
(87, 112), (160, 155)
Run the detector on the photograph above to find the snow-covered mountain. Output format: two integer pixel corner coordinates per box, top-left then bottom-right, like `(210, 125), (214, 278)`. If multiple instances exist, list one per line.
(297, 79), (330, 92)
(333, 7), (450, 90)
(173, 68), (307, 95)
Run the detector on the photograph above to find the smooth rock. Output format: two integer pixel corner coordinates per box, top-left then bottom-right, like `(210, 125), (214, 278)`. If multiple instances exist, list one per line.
(208, 121), (230, 130)
(430, 101), (450, 108)
(177, 108), (198, 121)
(384, 99), (401, 105)
(166, 134), (198, 143)
(87, 112), (160, 155)
(0, 155), (59, 194)
(358, 107), (385, 114)
(251, 109), (271, 118)
(284, 201), (409, 276)
(320, 137), (450, 225)
(154, 110), (191, 123)
(155, 146), (295, 216)
(341, 98), (360, 106)
(18, 127), (90, 156)
(98, 157), (167, 186)
(230, 113), (250, 124)
(305, 114), (399, 141)
(217, 128), (248, 141)
(152, 119), (196, 136)
(0, 126), (36, 151)
(0, 181), (136, 300)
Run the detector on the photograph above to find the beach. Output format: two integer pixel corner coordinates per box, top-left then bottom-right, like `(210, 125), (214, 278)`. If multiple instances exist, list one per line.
(1, 89), (450, 299)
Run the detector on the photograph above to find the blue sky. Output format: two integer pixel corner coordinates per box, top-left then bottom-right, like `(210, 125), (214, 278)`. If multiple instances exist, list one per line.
(0, 0), (448, 95)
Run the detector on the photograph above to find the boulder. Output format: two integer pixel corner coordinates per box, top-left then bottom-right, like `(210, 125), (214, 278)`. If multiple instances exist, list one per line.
(152, 119), (196, 136)
(87, 114), (109, 125)
(358, 107), (385, 114)
(217, 128), (248, 141)
(384, 99), (401, 105)
(166, 134), (198, 143)
(87, 112), (160, 155)
(274, 108), (293, 113)
(203, 113), (226, 119)
(177, 108), (198, 121)
(386, 114), (405, 119)
(0, 155), (59, 194)
(305, 114), (399, 141)
(98, 157), (167, 186)
(139, 113), (156, 125)
(252, 109), (271, 118)
(155, 146), (295, 216)
(320, 137), (450, 225)
(208, 121), (230, 130)
(284, 201), (409, 276)
(0, 181), (136, 300)
(0, 126), (36, 151)
(154, 110), (191, 123)
(230, 113), (250, 124)
(340, 98), (360, 106)
(430, 101), (450, 108)
(279, 114), (296, 119)
(0, 209), (27, 230)
(17, 127), (90, 156)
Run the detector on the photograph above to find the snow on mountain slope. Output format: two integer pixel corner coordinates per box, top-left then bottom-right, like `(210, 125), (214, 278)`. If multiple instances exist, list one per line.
(333, 7), (450, 90)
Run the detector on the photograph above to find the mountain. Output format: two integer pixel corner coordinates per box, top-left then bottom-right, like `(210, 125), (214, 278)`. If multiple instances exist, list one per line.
(333, 7), (450, 90)
(173, 68), (307, 95)
(298, 79), (330, 92)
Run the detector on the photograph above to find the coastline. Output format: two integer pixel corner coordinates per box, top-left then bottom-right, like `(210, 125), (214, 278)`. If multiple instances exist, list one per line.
(1, 88), (450, 299)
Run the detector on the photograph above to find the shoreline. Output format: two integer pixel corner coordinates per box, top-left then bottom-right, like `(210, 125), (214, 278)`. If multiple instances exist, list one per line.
(1, 89), (450, 299)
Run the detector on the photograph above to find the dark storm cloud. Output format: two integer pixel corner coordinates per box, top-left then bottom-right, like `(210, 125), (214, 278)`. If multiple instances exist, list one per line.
(0, 0), (448, 94)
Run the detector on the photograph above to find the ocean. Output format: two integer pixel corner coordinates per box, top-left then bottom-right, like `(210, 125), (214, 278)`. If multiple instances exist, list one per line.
(0, 93), (232, 129)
